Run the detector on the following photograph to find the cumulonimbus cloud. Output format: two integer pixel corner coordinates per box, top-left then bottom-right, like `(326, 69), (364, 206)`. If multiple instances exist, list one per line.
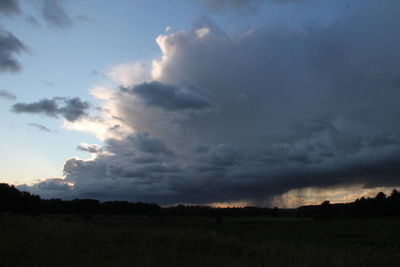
(24, 0), (400, 206)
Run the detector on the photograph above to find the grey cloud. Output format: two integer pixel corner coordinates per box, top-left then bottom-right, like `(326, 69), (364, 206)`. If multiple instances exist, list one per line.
(0, 28), (26, 72)
(42, 0), (73, 29)
(202, 144), (242, 166)
(194, 0), (262, 13)
(20, 179), (73, 199)
(368, 134), (398, 148)
(3, 0), (77, 29)
(13, 98), (58, 117)
(0, 89), (16, 100)
(25, 16), (40, 26)
(29, 123), (53, 132)
(193, 0), (312, 13)
(77, 143), (101, 154)
(0, 0), (20, 15)
(129, 133), (173, 155)
(60, 97), (90, 121)
(25, 0), (400, 205)
(12, 97), (89, 122)
(47, 136), (400, 204)
(127, 81), (212, 111)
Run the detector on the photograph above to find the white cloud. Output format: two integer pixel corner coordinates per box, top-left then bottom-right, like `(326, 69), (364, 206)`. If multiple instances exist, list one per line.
(107, 62), (152, 87)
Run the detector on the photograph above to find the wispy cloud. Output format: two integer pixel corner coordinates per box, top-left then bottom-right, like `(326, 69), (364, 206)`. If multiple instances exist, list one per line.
(29, 123), (53, 133)
(41, 0), (73, 29)
(0, 90), (16, 101)
(0, 28), (27, 73)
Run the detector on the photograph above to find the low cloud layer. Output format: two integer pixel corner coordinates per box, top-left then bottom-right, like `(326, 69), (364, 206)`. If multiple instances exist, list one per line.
(12, 97), (90, 122)
(25, 0), (400, 206)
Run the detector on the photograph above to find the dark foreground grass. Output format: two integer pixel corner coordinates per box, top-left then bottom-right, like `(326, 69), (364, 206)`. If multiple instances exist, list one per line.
(1, 215), (400, 267)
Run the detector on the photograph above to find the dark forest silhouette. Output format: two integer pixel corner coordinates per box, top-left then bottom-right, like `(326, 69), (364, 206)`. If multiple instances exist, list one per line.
(297, 190), (400, 219)
(1, 183), (400, 219)
(0, 183), (160, 216)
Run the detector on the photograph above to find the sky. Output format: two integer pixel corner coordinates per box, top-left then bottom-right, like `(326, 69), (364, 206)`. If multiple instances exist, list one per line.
(1, 0), (400, 207)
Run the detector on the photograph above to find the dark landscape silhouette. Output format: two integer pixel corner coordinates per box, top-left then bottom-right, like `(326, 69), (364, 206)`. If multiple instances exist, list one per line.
(2, 183), (400, 267)
(2, 183), (400, 219)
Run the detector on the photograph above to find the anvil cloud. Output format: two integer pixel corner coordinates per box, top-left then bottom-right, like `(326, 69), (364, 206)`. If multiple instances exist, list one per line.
(25, 0), (400, 206)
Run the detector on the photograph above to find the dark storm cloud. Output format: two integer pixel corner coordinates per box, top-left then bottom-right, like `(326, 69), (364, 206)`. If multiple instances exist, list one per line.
(19, 178), (73, 199)
(12, 97), (89, 122)
(29, 123), (53, 132)
(0, 0), (20, 15)
(128, 132), (173, 155)
(25, 0), (400, 205)
(0, 28), (26, 72)
(42, 0), (73, 28)
(0, 89), (16, 100)
(126, 81), (211, 111)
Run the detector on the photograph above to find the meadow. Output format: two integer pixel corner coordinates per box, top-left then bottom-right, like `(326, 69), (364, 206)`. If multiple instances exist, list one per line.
(1, 214), (400, 267)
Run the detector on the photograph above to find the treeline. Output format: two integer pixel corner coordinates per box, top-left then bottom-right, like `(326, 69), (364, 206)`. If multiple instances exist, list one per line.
(297, 190), (400, 219)
(0, 183), (160, 216)
(0, 183), (282, 217)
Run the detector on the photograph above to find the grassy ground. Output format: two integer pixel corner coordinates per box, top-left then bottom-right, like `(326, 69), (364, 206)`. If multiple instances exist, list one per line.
(1, 214), (400, 267)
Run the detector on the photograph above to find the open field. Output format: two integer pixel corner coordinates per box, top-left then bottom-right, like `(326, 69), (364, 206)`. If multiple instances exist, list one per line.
(1, 215), (400, 267)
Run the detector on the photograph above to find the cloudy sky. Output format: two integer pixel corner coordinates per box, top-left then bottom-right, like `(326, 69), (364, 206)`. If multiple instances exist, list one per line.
(1, 0), (400, 207)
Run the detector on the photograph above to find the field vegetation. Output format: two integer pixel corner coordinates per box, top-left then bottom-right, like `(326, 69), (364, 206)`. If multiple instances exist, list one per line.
(2, 183), (400, 266)
(2, 214), (400, 266)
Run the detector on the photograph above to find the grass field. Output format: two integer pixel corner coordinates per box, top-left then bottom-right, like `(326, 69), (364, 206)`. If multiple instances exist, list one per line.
(1, 214), (400, 267)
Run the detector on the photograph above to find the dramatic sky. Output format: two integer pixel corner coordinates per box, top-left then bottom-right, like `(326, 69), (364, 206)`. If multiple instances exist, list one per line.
(1, 0), (400, 207)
